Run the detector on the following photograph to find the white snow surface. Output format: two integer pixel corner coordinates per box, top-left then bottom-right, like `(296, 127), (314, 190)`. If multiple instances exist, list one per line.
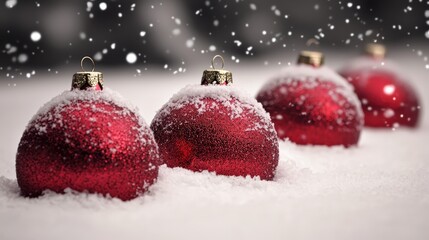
(1, 52), (429, 240)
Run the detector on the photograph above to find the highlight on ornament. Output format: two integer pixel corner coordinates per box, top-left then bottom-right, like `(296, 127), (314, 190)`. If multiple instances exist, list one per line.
(151, 55), (279, 180)
(338, 44), (420, 128)
(256, 51), (364, 147)
(15, 56), (160, 201)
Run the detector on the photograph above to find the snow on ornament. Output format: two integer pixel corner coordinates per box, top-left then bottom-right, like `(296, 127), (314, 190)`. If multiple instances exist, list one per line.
(256, 51), (363, 147)
(16, 56), (160, 201)
(338, 44), (420, 128)
(151, 55), (279, 180)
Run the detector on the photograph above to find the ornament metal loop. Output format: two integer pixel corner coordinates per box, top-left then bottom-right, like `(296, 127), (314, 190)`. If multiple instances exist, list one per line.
(297, 51), (324, 67)
(306, 38), (320, 47)
(81, 56), (95, 72)
(73, 56), (103, 90)
(364, 43), (386, 59)
(202, 55), (232, 85)
(211, 55), (225, 69)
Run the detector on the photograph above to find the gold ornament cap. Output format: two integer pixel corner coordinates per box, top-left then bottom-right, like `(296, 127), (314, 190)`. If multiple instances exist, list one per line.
(364, 43), (386, 59)
(72, 56), (104, 90)
(297, 51), (324, 67)
(201, 55), (233, 85)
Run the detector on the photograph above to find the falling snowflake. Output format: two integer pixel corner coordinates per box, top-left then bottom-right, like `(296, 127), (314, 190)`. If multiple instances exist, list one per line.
(126, 53), (137, 64)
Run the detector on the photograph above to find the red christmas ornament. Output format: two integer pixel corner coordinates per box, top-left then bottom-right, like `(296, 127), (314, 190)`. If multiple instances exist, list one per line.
(16, 56), (160, 201)
(151, 55), (278, 180)
(339, 44), (420, 128)
(256, 51), (363, 147)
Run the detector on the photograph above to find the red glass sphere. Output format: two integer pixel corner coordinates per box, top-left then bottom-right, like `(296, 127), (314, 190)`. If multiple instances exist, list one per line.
(339, 57), (420, 128)
(16, 89), (160, 201)
(256, 65), (363, 147)
(151, 85), (279, 180)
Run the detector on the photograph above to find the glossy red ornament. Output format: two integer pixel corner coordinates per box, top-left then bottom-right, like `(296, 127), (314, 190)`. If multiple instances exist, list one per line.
(339, 45), (420, 128)
(16, 57), (160, 201)
(151, 56), (279, 180)
(256, 51), (363, 147)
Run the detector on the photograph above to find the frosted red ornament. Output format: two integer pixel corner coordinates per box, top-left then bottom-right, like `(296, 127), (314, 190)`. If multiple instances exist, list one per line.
(256, 51), (363, 147)
(16, 56), (160, 201)
(339, 44), (420, 128)
(151, 55), (279, 180)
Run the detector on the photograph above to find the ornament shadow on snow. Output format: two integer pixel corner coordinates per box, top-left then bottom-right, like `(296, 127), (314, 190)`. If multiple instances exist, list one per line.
(339, 44), (420, 128)
(16, 56), (160, 201)
(256, 51), (364, 147)
(151, 55), (279, 180)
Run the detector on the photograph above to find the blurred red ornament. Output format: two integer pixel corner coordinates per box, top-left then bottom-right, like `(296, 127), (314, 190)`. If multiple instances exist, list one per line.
(339, 44), (420, 128)
(16, 56), (160, 201)
(256, 51), (363, 147)
(151, 55), (278, 180)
